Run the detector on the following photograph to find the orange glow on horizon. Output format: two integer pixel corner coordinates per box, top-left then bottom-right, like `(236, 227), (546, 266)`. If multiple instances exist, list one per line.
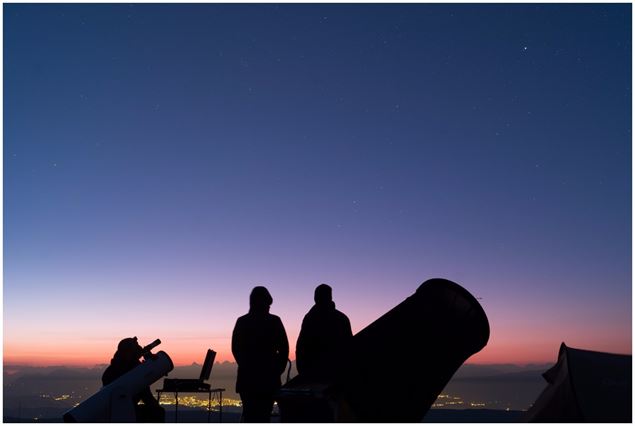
(6, 338), (632, 368)
(4, 313), (631, 368)
(3, 338), (239, 367)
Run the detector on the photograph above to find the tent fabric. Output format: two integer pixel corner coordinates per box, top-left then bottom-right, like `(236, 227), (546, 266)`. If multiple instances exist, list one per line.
(525, 342), (631, 423)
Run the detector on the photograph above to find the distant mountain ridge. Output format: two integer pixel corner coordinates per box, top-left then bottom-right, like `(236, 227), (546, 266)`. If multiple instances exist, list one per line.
(3, 361), (552, 387)
(452, 363), (552, 378)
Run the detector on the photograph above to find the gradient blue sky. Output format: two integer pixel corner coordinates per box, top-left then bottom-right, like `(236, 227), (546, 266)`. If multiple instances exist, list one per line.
(4, 4), (631, 365)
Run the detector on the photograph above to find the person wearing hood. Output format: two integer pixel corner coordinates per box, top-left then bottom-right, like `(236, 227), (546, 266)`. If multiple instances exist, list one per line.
(232, 286), (289, 422)
(296, 284), (353, 382)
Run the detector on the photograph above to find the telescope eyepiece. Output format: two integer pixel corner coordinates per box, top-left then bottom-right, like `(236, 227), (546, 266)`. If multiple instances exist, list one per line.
(142, 339), (161, 354)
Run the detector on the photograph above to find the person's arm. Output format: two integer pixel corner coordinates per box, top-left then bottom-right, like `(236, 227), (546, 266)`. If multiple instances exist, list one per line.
(344, 316), (353, 338)
(275, 317), (290, 375)
(231, 318), (244, 365)
(295, 317), (307, 375)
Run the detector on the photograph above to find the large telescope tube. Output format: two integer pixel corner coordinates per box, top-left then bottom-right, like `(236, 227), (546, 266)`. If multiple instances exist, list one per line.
(339, 278), (490, 422)
(63, 350), (173, 422)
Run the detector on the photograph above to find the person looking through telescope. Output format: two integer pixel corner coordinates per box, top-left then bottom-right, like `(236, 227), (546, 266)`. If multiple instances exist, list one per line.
(102, 337), (165, 422)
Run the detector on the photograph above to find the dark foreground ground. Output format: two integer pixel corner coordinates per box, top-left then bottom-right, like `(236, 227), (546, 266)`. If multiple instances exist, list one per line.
(5, 408), (524, 423)
(423, 409), (523, 422)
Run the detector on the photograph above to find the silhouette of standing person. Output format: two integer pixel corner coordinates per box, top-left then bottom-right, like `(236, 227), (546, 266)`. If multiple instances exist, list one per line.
(101, 337), (165, 423)
(232, 286), (289, 422)
(296, 284), (353, 381)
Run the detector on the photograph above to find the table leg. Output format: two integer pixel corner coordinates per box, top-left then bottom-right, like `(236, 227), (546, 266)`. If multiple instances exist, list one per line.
(219, 391), (223, 423)
(208, 391), (212, 423)
(175, 391), (179, 423)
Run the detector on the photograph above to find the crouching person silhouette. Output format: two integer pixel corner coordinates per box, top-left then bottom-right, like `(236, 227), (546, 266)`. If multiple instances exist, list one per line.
(232, 286), (289, 422)
(296, 284), (353, 382)
(102, 337), (165, 423)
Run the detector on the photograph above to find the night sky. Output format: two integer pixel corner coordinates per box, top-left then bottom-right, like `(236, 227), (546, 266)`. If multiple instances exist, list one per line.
(4, 4), (631, 366)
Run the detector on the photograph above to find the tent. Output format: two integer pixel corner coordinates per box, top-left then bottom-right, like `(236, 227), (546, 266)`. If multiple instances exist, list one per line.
(525, 342), (631, 422)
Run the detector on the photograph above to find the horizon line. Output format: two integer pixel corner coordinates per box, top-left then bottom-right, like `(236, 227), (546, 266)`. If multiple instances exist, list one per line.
(4, 359), (565, 370)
